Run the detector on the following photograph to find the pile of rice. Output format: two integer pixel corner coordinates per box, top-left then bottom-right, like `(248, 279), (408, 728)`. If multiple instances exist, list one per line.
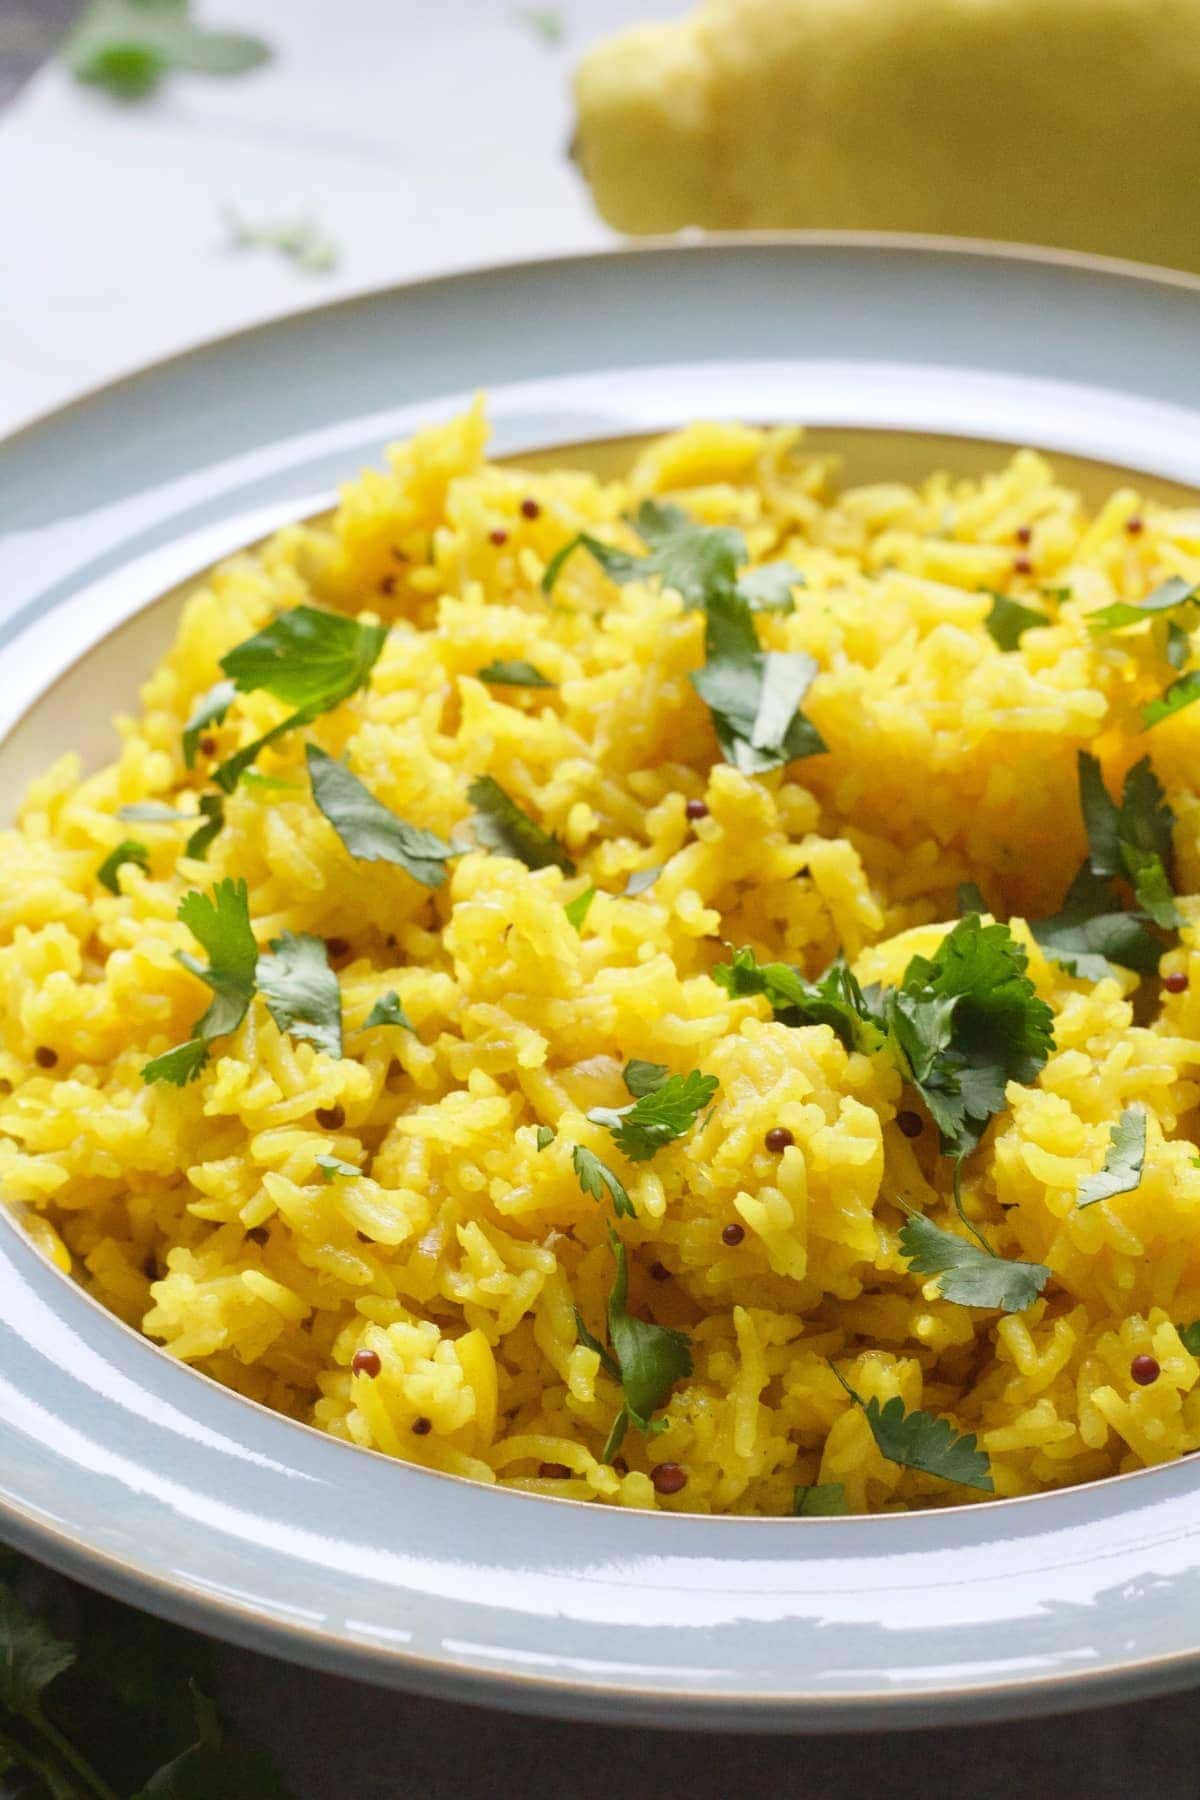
(3, 401), (1200, 1515)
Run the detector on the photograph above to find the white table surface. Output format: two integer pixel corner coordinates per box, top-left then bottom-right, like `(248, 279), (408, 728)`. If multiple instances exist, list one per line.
(3, 5), (1200, 1791)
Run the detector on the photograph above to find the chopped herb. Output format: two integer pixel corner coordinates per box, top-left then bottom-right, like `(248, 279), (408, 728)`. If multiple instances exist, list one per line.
(542, 499), (800, 613)
(315, 1154), (359, 1183)
(535, 1124), (555, 1151)
(957, 881), (986, 916)
(830, 1364), (993, 1492)
(585, 1228), (693, 1462)
(515, 4), (564, 43)
(898, 1209), (1049, 1313)
(1085, 574), (1200, 635)
(240, 769), (300, 794)
(1076, 1106), (1147, 1208)
(227, 208), (339, 275)
(184, 791), (225, 861)
(65, 0), (271, 100)
(1167, 620), (1191, 670)
(142, 878), (257, 1085)
(588, 1069), (718, 1162)
(886, 916), (1055, 1160)
(711, 945), (886, 1055)
(690, 590), (826, 774)
(623, 865), (661, 896)
(256, 932), (343, 1059)
(182, 679), (235, 769)
(214, 606), (387, 790)
(1144, 668), (1200, 730)
(622, 1059), (670, 1098)
(467, 775), (575, 873)
(97, 838), (150, 893)
(564, 885), (596, 931)
(1032, 862), (1161, 982)
(1077, 751), (1179, 928)
(307, 745), (456, 887)
(792, 1482), (849, 1516)
(117, 802), (193, 824)
(477, 659), (555, 687)
(360, 990), (413, 1032)
(1178, 1320), (1200, 1354)
(571, 1144), (634, 1219)
(983, 589), (1048, 651)
(735, 561), (806, 613)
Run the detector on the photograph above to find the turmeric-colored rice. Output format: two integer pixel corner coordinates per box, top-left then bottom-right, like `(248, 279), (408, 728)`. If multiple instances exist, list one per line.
(4, 402), (1200, 1514)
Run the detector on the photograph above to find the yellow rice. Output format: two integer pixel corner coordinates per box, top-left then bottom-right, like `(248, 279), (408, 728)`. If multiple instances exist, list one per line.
(4, 400), (1200, 1514)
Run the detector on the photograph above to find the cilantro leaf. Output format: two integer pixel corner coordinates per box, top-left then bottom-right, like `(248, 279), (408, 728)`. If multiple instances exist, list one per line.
(571, 1144), (634, 1219)
(184, 792), (225, 862)
(65, 0), (271, 100)
(256, 932), (342, 1059)
(142, 880), (257, 1086)
(736, 561), (806, 613)
(1077, 752), (1178, 925)
(182, 679), (235, 769)
(468, 775), (576, 874)
(690, 590), (826, 774)
(227, 209), (339, 275)
(887, 916), (1054, 1159)
(623, 866), (661, 896)
(587, 1069), (718, 1162)
(601, 1227), (692, 1459)
(1076, 1106), (1147, 1208)
(97, 838), (150, 893)
(831, 1364), (993, 1492)
(1144, 668), (1200, 730)
(542, 499), (800, 614)
(1167, 620), (1191, 670)
(117, 802), (193, 823)
(133, 1678), (292, 1799)
(898, 1210), (1049, 1312)
(516, 6), (565, 45)
(983, 590), (1048, 651)
(711, 945), (886, 1055)
(0, 1583), (75, 1716)
(623, 1059), (670, 1098)
(1031, 863), (1161, 982)
(957, 881), (986, 916)
(564, 885), (596, 931)
(360, 990), (413, 1032)
(535, 1124), (555, 1151)
(214, 607), (387, 790)
(792, 1482), (849, 1516)
(315, 1155), (359, 1183)
(1085, 574), (1200, 634)
(141, 1038), (212, 1087)
(477, 660), (555, 687)
(307, 745), (456, 888)
(1178, 1320), (1200, 1354)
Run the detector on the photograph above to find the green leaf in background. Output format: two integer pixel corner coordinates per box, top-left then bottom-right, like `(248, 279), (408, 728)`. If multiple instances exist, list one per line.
(97, 838), (150, 894)
(133, 1679), (292, 1798)
(0, 1584), (76, 1717)
(515, 5), (565, 44)
(792, 1482), (849, 1516)
(830, 1364), (993, 1491)
(982, 589), (1048, 651)
(1178, 1320), (1200, 1354)
(477, 659), (555, 687)
(65, 0), (271, 100)
(467, 775), (576, 873)
(226, 209), (340, 275)
(898, 1210), (1049, 1313)
(1076, 1105), (1147, 1208)
(256, 932), (343, 1059)
(307, 745), (457, 887)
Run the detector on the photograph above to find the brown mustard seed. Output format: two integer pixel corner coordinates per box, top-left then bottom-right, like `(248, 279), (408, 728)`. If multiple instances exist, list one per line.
(721, 1222), (745, 1246)
(246, 1226), (269, 1245)
(351, 1349), (381, 1378)
(33, 1046), (58, 1069)
(379, 574), (396, 597)
(538, 1462), (571, 1479)
(651, 1462), (687, 1496)
(198, 734), (217, 757)
(1015, 525), (1033, 546)
(649, 1260), (671, 1282)
(324, 937), (350, 961)
(489, 527), (509, 546)
(520, 498), (541, 520)
(684, 797), (710, 821)
(315, 1104), (345, 1130)
(1013, 556), (1033, 576)
(1130, 1354), (1160, 1386)
(412, 1416), (432, 1435)
(896, 1109), (924, 1139)
(1125, 515), (1145, 536)
(1164, 970), (1189, 994)
(764, 1125), (794, 1153)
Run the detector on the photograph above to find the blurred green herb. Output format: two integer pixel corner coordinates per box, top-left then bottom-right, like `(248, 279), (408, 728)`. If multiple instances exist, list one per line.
(226, 208), (340, 276)
(515, 6), (565, 44)
(65, 0), (270, 100)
